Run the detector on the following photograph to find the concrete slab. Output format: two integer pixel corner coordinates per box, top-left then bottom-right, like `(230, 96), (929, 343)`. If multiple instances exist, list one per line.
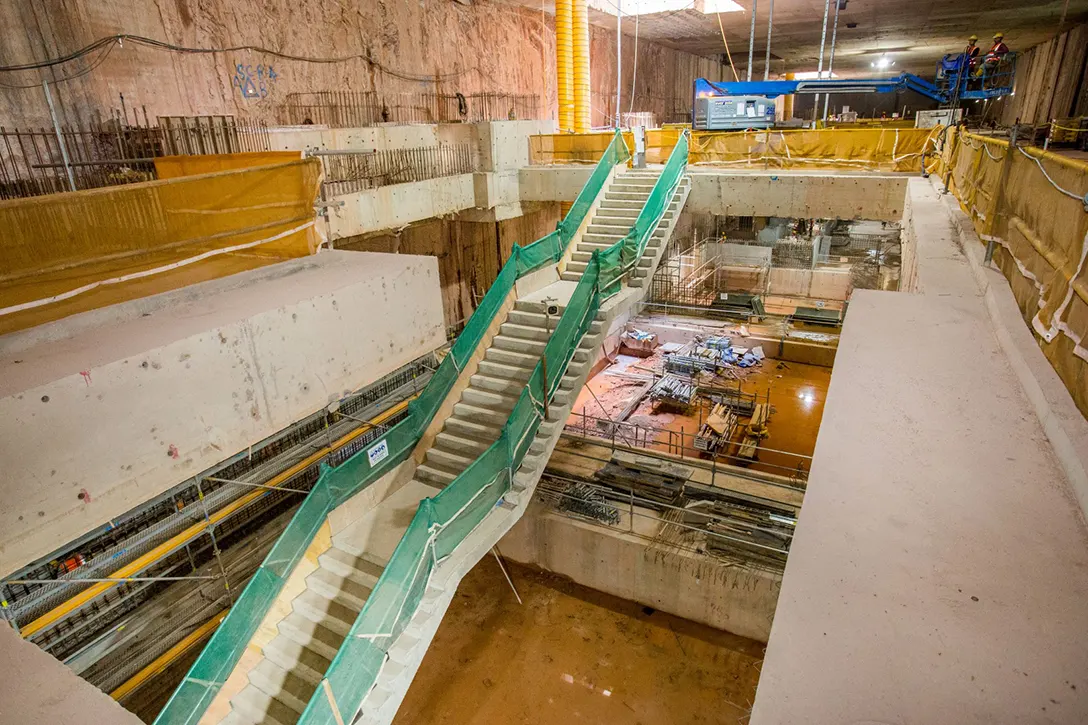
(0, 251), (444, 575)
(332, 480), (440, 565)
(751, 182), (1088, 724)
(0, 622), (144, 724)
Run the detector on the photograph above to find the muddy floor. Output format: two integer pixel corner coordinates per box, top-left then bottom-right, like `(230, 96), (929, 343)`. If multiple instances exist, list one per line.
(394, 559), (764, 725)
(567, 344), (831, 479)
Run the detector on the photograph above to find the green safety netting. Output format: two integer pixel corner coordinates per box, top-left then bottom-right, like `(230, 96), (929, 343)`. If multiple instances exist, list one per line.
(300, 132), (688, 725)
(152, 130), (629, 725)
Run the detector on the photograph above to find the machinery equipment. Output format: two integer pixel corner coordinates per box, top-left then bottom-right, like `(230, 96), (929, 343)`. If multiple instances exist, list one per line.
(694, 95), (777, 131)
(692, 53), (1017, 125)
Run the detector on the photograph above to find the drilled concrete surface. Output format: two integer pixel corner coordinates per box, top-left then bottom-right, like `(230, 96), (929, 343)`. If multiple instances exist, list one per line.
(751, 180), (1088, 724)
(0, 251), (444, 574)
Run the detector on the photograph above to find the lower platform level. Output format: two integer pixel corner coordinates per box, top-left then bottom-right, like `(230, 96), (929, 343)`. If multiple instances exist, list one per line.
(751, 179), (1088, 723)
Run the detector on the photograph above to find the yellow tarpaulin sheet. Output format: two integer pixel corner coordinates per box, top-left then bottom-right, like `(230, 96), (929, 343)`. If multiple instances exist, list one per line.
(944, 128), (1088, 416)
(0, 158), (322, 335)
(530, 128), (940, 172)
(154, 151), (303, 179)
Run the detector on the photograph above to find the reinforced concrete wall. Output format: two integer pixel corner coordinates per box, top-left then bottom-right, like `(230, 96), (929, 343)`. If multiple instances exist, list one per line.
(0, 251), (445, 575)
(501, 502), (782, 643)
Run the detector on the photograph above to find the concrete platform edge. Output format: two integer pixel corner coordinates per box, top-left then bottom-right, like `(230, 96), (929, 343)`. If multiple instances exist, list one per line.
(934, 178), (1088, 521)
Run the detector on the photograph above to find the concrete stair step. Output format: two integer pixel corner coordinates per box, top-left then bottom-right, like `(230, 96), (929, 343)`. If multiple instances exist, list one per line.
(462, 386), (519, 411)
(425, 445), (477, 473)
(506, 309), (559, 328)
(477, 359), (533, 381)
(277, 611), (342, 662)
(587, 223), (633, 234)
(317, 547), (385, 588)
(453, 401), (511, 426)
(605, 191), (652, 202)
(485, 347), (539, 369)
(291, 590), (359, 638)
(468, 373), (528, 396)
(444, 416), (502, 443)
(499, 321), (551, 340)
(230, 684), (298, 725)
(492, 334), (546, 356)
(435, 431), (490, 458)
(248, 658), (316, 715)
(415, 462), (458, 487)
(262, 633), (331, 687)
(306, 567), (373, 611)
(594, 199), (642, 210)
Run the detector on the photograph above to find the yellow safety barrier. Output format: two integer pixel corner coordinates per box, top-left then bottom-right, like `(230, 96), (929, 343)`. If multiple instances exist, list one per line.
(0, 158), (322, 335)
(153, 151), (302, 179)
(529, 127), (941, 172)
(942, 128), (1088, 415)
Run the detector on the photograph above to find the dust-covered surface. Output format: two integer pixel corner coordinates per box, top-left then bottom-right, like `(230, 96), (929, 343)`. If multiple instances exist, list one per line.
(395, 559), (764, 725)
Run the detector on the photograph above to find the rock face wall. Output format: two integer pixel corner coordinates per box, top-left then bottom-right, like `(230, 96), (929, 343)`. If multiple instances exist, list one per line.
(0, 0), (725, 129)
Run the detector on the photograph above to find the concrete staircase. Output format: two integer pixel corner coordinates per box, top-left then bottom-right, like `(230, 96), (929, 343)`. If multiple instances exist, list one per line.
(220, 547), (385, 725)
(415, 301), (602, 496)
(356, 297), (607, 724)
(562, 169), (691, 288)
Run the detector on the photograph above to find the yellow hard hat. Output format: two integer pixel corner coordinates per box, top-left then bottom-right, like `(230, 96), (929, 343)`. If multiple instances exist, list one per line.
(968, 34), (978, 41)
(993, 32), (1004, 39)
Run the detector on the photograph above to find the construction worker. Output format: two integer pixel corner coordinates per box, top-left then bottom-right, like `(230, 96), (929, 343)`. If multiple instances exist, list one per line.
(977, 32), (1010, 78)
(964, 35), (981, 64)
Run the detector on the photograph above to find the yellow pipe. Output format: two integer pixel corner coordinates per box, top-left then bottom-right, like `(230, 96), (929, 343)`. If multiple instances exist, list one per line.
(20, 398), (412, 639)
(782, 72), (795, 120)
(571, 0), (591, 133)
(110, 609), (229, 701)
(556, 0), (574, 132)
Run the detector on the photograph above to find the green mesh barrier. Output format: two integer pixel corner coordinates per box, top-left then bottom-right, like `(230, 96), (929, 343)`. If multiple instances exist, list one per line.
(600, 130), (689, 294)
(298, 253), (604, 725)
(154, 130), (629, 725)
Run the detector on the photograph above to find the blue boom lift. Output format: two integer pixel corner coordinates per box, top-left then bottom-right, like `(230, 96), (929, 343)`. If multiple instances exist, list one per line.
(692, 52), (1017, 130)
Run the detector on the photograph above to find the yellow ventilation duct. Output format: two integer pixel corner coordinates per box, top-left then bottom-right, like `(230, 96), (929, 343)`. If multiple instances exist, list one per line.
(571, 0), (591, 133)
(556, 0), (574, 133)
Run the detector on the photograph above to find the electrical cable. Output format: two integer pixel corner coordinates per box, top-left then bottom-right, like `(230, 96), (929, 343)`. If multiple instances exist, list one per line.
(1015, 144), (1085, 203)
(0, 42), (116, 89)
(717, 13), (740, 82)
(0, 34), (474, 84)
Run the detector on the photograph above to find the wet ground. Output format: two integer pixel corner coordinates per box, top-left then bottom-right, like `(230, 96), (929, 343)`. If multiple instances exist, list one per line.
(394, 559), (764, 725)
(566, 337), (831, 479)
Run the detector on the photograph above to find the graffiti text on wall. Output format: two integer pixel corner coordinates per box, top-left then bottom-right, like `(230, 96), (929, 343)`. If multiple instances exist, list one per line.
(233, 63), (278, 99)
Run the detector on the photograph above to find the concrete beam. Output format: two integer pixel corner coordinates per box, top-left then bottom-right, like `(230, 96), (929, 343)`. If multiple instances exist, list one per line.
(520, 166), (909, 221)
(0, 251), (445, 574)
(326, 174), (475, 241)
(687, 170), (908, 221)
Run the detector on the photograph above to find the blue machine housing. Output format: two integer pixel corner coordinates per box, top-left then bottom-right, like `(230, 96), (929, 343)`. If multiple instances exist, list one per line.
(694, 95), (777, 130)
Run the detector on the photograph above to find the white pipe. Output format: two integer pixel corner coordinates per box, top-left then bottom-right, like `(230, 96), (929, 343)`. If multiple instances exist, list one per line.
(747, 0), (757, 82)
(763, 0), (774, 82)
(822, 0), (841, 121)
(615, 0), (622, 128)
(814, 0), (831, 122)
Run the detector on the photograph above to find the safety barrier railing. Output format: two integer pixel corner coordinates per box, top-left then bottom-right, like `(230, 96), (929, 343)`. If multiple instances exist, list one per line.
(298, 128), (678, 724)
(153, 130), (629, 725)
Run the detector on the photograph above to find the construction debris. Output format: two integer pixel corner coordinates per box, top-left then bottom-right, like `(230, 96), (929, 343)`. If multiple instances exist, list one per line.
(592, 451), (690, 507)
(649, 374), (697, 410)
(694, 403), (739, 454)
